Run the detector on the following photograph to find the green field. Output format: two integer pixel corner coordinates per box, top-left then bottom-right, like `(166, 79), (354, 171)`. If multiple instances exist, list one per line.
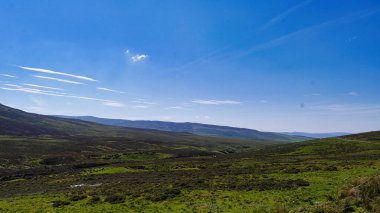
(0, 104), (379, 212)
(0, 133), (380, 212)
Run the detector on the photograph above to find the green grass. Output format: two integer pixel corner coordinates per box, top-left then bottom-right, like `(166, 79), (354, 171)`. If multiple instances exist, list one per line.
(1, 164), (379, 213)
(81, 167), (147, 175)
(1, 127), (379, 212)
(1, 156), (379, 212)
(6, 178), (26, 183)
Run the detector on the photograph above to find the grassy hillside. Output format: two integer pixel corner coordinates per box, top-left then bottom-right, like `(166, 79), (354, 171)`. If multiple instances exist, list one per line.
(281, 132), (350, 138)
(65, 115), (309, 142)
(0, 120), (379, 212)
(1, 103), (379, 212)
(0, 104), (276, 158)
(261, 131), (380, 156)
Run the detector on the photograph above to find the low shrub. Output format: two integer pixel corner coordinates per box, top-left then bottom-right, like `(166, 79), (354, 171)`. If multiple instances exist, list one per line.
(69, 194), (87, 201)
(52, 200), (70, 208)
(87, 196), (101, 205)
(146, 188), (181, 201)
(303, 175), (380, 212)
(105, 194), (125, 204)
(324, 166), (338, 171)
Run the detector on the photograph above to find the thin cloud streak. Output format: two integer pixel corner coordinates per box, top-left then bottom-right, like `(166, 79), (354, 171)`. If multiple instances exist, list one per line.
(192, 99), (241, 105)
(33, 75), (83, 85)
(133, 105), (149, 109)
(258, 0), (313, 32)
(164, 6), (379, 78)
(169, 1), (312, 76)
(102, 102), (125, 107)
(1, 84), (123, 106)
(97, 87), (125, 94)
(165, 1), (312, 75)
(168, 45), (232, 74)
(132, 100), (157, 105)
(3, 84), (67, 95)
(1, 85), (66, 96)
(166, 106), (187, 110)
(349, 92), (359, 96)
(0, 74), (17, 78)
(229, 8), (380, 60)
(18, 66), (97, 82)
(4, 84), (22, 88)
(23, 83), (64, 91)
(309, 103), (380, 115)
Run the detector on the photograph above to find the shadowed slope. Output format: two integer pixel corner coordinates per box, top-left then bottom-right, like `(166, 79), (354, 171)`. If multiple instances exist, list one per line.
(63, 115), (309, 142)
(0, 103), (277, 158)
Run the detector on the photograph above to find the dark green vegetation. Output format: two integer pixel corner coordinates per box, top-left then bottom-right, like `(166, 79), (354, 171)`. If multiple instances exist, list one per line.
(0, 104), (379, 212)
(64, 115), (309, 142)
(282, 132), (350, 139)
(306, 174), (380, 212)
(0, 103), (276, 156)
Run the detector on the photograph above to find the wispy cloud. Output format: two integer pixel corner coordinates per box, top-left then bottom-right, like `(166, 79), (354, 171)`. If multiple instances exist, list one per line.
(259, 0), (313, 32)
(102, 102), (125, 108)
(230, 8), (380, 60)
(192, 99), (241, 105)
(1, 84), (123, 106)
(304, 93), (322, 97)
(97, 87), (125, 94)
(131, 54), (148, 62)
(347, 36), (358, 42)
(348, 92), (359, 96)
(309, 103), (380, 114)
(166, 1), (312, 75)
(4, 84), (22, 88)
(0, 74), (16, 78)
(166, 106), (187, 110)
(195, 115), (211, 120)
(3, 84), (67, 95)
(23, 83), (64, 91)
(164, 1), (310, 76)
(168, 45), (231, 74)
(160, 116), (172, 120)
(25, 106), (44, 113)
(125, 49), (149, 62)
(133, 105), (149, 109)
(29, 96), (46, 106)
(1, 84), (66, 96)
(18, 66), (97, 82)
(33, 75), (83, 85)
(132, 99), (157, 105)
(165, 6), (379, 77)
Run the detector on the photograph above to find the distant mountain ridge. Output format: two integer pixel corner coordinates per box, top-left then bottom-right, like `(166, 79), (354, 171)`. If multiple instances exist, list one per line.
(61, 115), (309, 142)
(0, 103), (158, 137)
(0, 102), (307, 160)
(282, 132), (351, 138)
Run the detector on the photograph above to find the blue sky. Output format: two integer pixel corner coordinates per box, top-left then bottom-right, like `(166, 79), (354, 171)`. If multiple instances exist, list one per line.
(0, 0), (380, 133)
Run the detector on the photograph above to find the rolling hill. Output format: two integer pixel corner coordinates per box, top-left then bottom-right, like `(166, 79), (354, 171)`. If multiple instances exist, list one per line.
(0, 103), (379, 212)
(61, 115), (309, 142)
(260, 130), (380, 156)
(0, 103), (281, 163)
(282, 132), (351, 138)
(0, 103), (247, 141)
(0, 112), (379, 213)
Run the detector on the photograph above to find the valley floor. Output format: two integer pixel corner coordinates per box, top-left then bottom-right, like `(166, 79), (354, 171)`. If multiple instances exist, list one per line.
(1, 136), (380, 212)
